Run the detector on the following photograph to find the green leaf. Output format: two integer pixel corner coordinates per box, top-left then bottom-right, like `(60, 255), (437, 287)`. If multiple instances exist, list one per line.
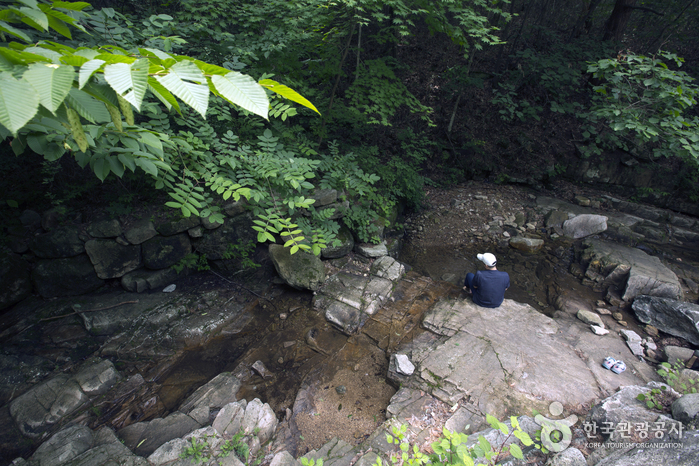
(260, 79), (320, 115)
(509, 443), (523, 459)
(0, 73), (40, 135)
(156, 60), (209, 117)
(23, 63), (74, 114)
(79, 59), (105, 89)
(53, 2), (91, 11)
(104, 58), (149, 110)
(65, 88), (110, 123)
(147, 77), (181, 113)
(0, 21), (32, 42)
(211, 71), (268, 120)
(135, 157), (158, 176)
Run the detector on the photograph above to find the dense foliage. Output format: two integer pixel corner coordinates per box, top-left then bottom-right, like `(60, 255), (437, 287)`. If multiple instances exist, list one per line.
(2, 0), (699, 248)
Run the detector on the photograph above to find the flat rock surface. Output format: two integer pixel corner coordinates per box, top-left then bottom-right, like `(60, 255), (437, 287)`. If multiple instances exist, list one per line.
(403, 297), (657, 419)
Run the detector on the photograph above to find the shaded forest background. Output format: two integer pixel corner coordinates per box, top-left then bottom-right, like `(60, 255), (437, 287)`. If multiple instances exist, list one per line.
(2, 0), (699, 246)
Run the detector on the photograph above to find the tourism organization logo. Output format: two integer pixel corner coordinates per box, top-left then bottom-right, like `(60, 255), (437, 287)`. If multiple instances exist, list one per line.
(533, 402), (575, 452)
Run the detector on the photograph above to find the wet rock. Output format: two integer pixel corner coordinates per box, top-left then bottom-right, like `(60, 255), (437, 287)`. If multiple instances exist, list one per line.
(354, 242), (388, 258)
(577, 309), (604, 328)
(30, 424), (93, 466)
(29, 226), (85, 258)
(563, 214), (608, 239)
(32, 255), (104, 298)
(321, 225), (354, 259)
(544, 210), (570, 228)
(142, 234), (191, 269)
(124, 220), (158, 245)
(85, 239), (142, 279)
(509, 237), (544, 252)
(632, 295), (699, 345)
(0, 252), (32, 311)
(75, 359), (119, 396)
(370, 256), (405, 281)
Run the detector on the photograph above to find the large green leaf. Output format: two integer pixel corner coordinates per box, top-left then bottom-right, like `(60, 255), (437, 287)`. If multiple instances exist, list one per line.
(24, 46), (61, 64)
(23, 63), (74, 114)
(52, 1), (91, 11)
(104, 58), (149, 110)
(0, 20), (31, 43)
(65, 88), (110, 123)
(147, 77), (180, 112)
(79, 59), (104, 89)
(260, 79), (320, 115)
(156, 60), (209, 117)
(211, 71), (268, 120)
(0, 72), (40, 135)
(14, 6), (48, 30)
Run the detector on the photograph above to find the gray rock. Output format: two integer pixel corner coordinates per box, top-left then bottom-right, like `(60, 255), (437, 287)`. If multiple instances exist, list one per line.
(354, 242), (388, 258)
(577, 309), (604, 328)
(66, 441), (149, 466)
(118, 411), (202, 456)
(30, 425), (93, 466)
(32, 255), (104, 298)
(223, 199), (247, 217)
(665, 346), (695, 366)
(121, 267), (181, 293)
(20, 209), (42, 230)
(269, 244), (325, 291)
(9, 375), (89, 437)
(251, 360), (273, 379)
(509, 237), (545, 252)
(321, 225), (354, 259)
(124, 219), (158, 244)
(588, 385), (659, 440)
(393, 354), (415, 376)
(370, 256), (405, 281)
(672, 393), (699, 426)
(30, 226), (85, 258)
(212, 401), (246, 437)
(620, 329), (642, 342)
(591, 429), (699, 465)
(580, 239), (681, 301)
(591, 325), (609, 335)
(85, 239), (142, 279)
(632, 295), (699, 345)
(620, 330), (645, 357)
(544, 210), (570, 228)
(311, 189), (338, 206)
(0, 253), (32, 311)
(87, 219), (122, 238)
(201, 215), (223, 230)
(242, 398), (277, 445)
(545, 447), (585, 466)
(269, 451), (301, 466)
(156, 216), (200, 236)
(142, 234), (191, 269)
(179, 372), (241, 414)
(563, 214), (608, 238)
(74, 359), (119, 396)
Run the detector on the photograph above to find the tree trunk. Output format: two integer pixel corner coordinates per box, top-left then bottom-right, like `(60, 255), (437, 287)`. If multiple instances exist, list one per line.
(602, 0), (638, 42)
(568, 0), (603, 41)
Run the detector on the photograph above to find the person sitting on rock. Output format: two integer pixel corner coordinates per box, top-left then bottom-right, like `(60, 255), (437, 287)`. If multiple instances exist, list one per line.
(463, 253), (510, 308)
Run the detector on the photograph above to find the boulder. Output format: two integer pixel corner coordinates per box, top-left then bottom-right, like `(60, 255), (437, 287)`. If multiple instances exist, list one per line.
(671, 393), (699, 426)
(30, 425), (93, 466)
(121, 267), (181, 293)
(509, 237), (545, 252)
(87, 219), (122, 238)
(563, 214), (608, 239)
(85, 239), (142, 279)
(354, 242), (388, 258)
(544, 210), (570, 228)
(0, 252), (32, 311)
(118, 411), (202, 457)
(212, 401), (247, 437)
(321, 225), (354, 259)
(142, 234), (191, 269)
(269, 244), (325, 291)
(32, 255), (104, 298)
(74, 359), (119, 396)
(311, 189), (338, 206)
(124, 220), (158, 244)
(156, 216), (200, 236)
(178, 372), (241, 414)
(631, 296), (699, 345)
(29, 225), (85, 258)
(580, 239), (682, 301)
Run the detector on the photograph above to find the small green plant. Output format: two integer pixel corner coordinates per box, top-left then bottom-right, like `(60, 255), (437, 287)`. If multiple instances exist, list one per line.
(223, 241), (260, 270)
(636, 386), (668, 410)
(181, 437), (209, 464)
(300, 457), (323, 466)
(658, 361), (698, 394)
(172, 253), (210, 274)
(230, 430), (250, 462)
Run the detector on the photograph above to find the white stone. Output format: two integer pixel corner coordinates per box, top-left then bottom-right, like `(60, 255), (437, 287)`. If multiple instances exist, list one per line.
(394, 354), (415, 376)
(591, 325), (609, 335)
(162, 284), (176, 292)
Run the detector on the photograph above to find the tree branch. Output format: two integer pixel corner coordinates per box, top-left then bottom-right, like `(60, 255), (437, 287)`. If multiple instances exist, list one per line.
(626, 6), (664, 15)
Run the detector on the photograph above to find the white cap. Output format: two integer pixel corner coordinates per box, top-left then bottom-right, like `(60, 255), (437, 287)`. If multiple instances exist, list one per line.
(477, 253), (497, 267)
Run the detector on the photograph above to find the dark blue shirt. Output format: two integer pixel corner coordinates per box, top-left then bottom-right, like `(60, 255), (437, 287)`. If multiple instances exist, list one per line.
(472, 270), (510, 308)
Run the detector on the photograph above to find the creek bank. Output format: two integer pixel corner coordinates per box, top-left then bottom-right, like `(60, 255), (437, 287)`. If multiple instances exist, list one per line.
(4, 183), (699, 465)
